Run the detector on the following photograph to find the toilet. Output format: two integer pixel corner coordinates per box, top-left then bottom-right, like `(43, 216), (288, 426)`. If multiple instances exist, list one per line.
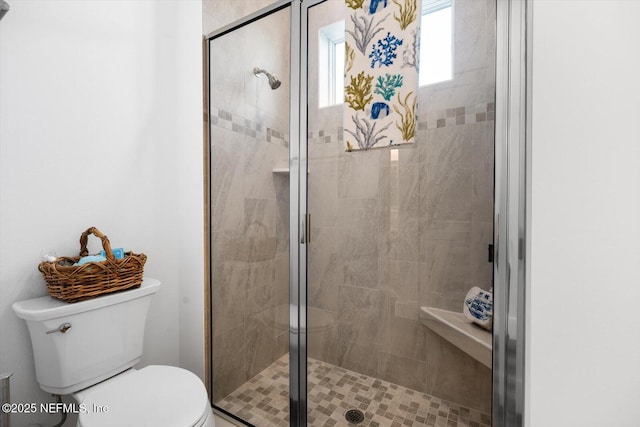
(12, 278), (214, 427)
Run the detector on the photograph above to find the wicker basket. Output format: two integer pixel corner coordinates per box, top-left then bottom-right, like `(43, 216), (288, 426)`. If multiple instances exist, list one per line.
(38, 227), (147, 303)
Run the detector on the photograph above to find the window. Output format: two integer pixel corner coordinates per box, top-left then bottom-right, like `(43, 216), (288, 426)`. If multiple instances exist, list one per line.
(319, 0), (453, 106)
(419, 0), (453, 86)
(318, 21), (345, 108)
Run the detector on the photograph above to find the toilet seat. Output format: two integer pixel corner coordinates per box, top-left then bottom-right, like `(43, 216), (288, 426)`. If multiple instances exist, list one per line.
(75, 365), (211, 427)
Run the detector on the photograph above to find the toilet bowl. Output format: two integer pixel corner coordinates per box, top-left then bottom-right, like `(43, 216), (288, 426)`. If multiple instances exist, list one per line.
(12, 278), (214, 427)
(74, 366), (213, 427)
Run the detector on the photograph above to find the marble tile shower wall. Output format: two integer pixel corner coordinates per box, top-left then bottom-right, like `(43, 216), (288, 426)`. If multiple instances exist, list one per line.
(307, 120), (494, 414)
(209, 7), (291, 402)
(211, 120), (290, 403)
(306, 0), (495, 414)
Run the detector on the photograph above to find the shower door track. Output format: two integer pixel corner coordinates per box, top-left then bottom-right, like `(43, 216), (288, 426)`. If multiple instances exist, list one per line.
(205, 1), (529, 426)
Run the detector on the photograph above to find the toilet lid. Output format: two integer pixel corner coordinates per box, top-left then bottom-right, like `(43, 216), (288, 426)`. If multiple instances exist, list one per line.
(77, 366), (209, 427)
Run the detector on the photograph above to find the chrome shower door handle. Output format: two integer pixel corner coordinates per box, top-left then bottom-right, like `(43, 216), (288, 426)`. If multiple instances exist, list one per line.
(46, 323), (72, 334)
(300, 214), (311, 244)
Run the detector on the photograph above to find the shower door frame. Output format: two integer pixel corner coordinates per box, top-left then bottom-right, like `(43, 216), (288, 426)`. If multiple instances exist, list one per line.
(204, 2), (305, 426)
(205, 0), (529, 425)
(492, 0), (529, 425)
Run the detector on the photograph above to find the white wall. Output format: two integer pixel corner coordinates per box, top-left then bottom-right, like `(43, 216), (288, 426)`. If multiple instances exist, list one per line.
(0, 1), (203, 426)
(528, 1), (640, 426)
(175, 0), (206, 383)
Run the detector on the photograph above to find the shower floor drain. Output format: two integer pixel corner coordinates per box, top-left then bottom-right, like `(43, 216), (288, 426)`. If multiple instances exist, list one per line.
(344, 409), (365, 424)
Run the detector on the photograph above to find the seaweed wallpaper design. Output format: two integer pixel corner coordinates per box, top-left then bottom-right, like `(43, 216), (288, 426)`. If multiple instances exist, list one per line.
(344, 0), (421, 151)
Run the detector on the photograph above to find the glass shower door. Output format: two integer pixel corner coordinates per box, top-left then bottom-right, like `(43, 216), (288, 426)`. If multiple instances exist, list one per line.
(208, 0), (498, 425)
(208, 5), (292, 425)
(304, 0), (496, 425)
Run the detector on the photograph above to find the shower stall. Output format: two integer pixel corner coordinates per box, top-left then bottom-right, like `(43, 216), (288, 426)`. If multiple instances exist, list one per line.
(206, 0), (525, 425)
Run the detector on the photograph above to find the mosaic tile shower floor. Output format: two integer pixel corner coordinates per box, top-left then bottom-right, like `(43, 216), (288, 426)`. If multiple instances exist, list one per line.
(216, 355), (491, 427)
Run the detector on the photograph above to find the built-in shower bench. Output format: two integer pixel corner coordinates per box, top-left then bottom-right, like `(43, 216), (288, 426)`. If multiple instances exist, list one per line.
(420, 306), (492, 369)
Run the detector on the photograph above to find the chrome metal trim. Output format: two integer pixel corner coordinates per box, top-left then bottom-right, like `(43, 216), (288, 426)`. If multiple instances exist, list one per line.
(203, 33), (212, 403)
(205, 30), (214, 410)
(493, 1), (507, 423)
(289, 1), (303, 426)
(205, 0), (292, 40)
(295, 1), (310, 424)
(299, 213), (311, 245)
(296, 2), (325, 423)
(493, 0), (528, 426)
(45, 323), (72, 334)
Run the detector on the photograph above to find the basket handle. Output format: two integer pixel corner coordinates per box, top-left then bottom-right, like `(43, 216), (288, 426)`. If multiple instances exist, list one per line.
(79, 227), (115, 261)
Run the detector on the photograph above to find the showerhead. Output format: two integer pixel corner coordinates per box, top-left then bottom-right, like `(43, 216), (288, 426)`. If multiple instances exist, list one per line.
(253, 67), (281, 90)
(0, 0), (9, 21)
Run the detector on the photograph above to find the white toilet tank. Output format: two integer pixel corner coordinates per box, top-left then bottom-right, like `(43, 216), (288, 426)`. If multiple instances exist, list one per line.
(12, 278), (161, 395)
